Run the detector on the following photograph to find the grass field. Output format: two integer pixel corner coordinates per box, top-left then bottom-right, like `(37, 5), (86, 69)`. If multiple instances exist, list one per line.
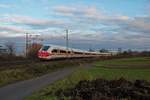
(91, 57), (150, 80)
(26, 57), (150, 100)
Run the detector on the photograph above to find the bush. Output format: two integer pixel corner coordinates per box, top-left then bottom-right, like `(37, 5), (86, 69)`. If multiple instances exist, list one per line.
(27, 43), (42, 59)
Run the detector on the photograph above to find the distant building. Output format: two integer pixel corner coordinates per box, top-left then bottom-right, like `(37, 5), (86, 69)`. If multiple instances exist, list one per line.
(0, 45), (8, 55)
(109, 50), (119, 55)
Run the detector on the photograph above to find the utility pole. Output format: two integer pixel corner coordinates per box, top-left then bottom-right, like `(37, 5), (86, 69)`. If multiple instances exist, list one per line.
(66, 29), (69, 51)
(25, 33), (29, 57)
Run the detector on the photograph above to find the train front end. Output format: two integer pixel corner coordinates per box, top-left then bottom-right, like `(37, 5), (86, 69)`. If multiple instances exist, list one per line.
(38, 46), (52, 60)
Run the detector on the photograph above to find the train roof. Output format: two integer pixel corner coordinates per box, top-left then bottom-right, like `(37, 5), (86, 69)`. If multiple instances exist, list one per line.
(42, 44), (112, 54)
(42, 44), (93, 53)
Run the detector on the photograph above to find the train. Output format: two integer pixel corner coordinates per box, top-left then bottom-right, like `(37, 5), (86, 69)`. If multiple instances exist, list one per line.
(38, 45), (113, 60)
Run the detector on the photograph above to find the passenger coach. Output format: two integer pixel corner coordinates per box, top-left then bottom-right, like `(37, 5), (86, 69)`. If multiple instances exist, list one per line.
(38, 45), (112, 60)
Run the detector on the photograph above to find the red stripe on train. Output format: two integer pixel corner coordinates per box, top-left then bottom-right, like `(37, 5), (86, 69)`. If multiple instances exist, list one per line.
(38, 51), (51, 57)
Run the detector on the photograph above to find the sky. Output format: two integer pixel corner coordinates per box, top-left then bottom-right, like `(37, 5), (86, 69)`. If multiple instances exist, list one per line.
(0, 0), (150, 51)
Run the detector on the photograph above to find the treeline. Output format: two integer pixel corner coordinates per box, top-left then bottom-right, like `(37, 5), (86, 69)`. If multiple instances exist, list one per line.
(0, 43), (42, 61)
(93, 48), (150, 57)
(118, 50), (150, 57)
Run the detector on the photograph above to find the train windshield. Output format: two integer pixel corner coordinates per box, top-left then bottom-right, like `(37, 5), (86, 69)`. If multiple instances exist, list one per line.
(42, 46), (50, 51)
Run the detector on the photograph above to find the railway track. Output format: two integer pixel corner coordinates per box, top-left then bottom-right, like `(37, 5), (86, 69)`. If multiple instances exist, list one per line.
(0, 60), (34, 66)
(0, 56), (113, 69)
(0, 59), (83, 66)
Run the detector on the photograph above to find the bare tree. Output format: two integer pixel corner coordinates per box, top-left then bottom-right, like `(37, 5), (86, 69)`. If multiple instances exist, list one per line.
(5, 42), (16, 56)
(28, 43), (42, 58)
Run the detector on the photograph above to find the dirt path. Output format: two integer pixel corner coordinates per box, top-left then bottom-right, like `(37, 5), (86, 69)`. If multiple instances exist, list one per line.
(0, 67), (79, 100)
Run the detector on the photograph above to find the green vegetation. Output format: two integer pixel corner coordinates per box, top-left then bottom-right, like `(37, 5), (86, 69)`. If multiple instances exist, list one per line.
(26, 57), (150, 100)
(91, 57), (150, 80)
(0, 60), (85, 87)
(26, 67), (92, 100)
(95, 57), (150, 69)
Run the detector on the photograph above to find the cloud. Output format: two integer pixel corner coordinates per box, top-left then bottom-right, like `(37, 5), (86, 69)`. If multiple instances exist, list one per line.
(0, 4), (11, 8)
(53, 5), (132, 32)
(124, 16), (150, 33)
(0, 31), (24, 37)
(0, 5), (150, 49)
(53, 5), (107, 21)
(0, 15), (69, 29)
(53, 5), (130, 21)
(0, 25), (27, 33)
(53, 5), (149, 40)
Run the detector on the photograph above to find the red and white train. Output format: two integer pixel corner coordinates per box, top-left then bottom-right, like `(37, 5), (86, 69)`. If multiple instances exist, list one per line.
(38, 45), (112, 60)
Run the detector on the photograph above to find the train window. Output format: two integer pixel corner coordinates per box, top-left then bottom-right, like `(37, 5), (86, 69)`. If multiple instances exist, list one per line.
(74, 52), (83, 54)
(68, 51), (71, 53)
(60, 50), (66, 53)
(52, 49), (58, 53)
(42, 46), (50, 51)
(85, 53), (90, 55)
